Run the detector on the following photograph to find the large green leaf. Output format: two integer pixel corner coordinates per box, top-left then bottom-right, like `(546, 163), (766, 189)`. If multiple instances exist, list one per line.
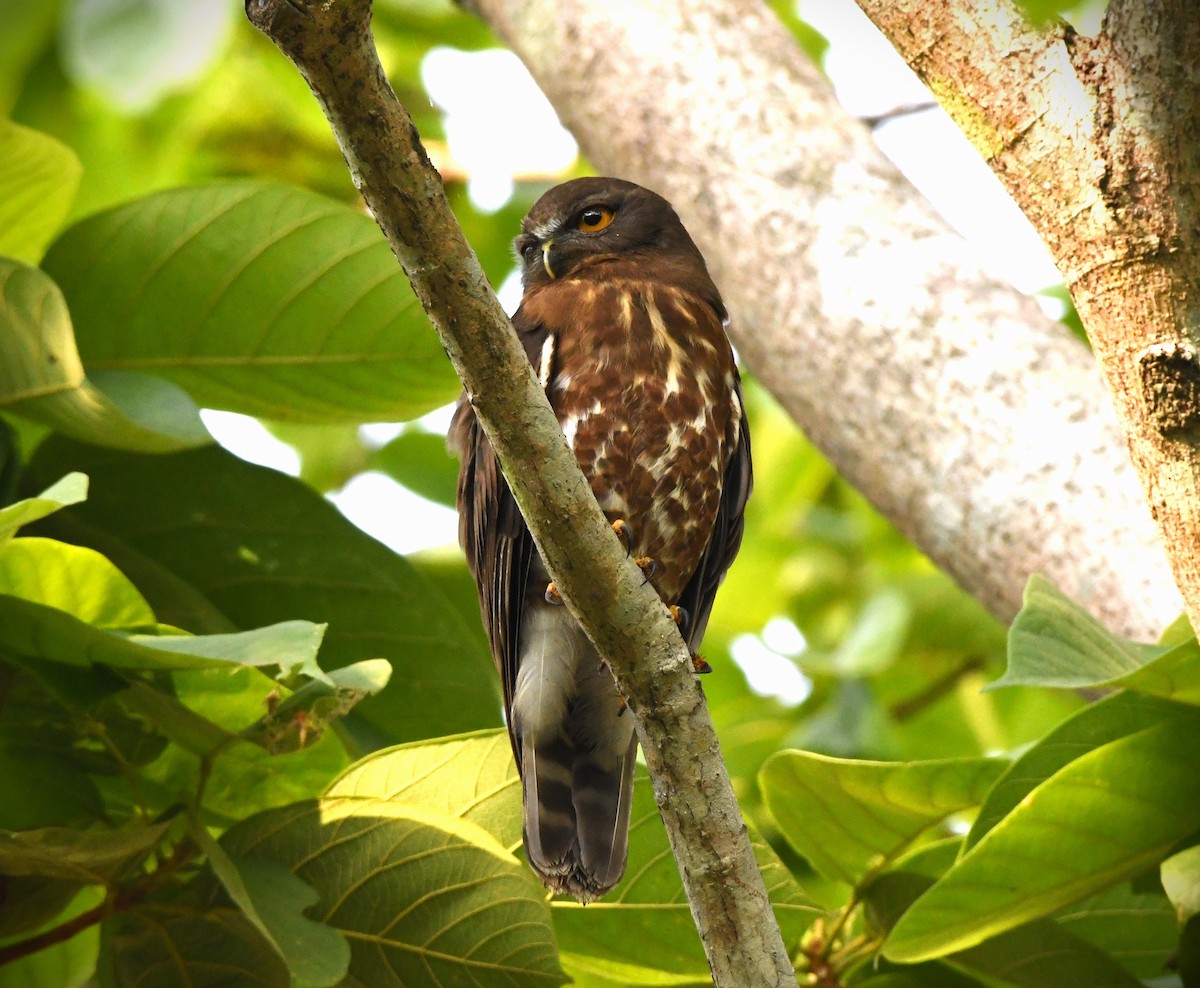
(865, 843), (1146, 987)
(994, 575), (1200, 703)
(1056, 879), (1179, 979)
(220, 799), (567, 987)
(966, 692), (1192, 850)
(0, 120), (81, 262)
(759, 749), (1005, 885)
(0, 258), (208, 450)
(25, 439), (500, 748)
(326, 728), (522, 849)
(368, 426), (460, 509)
(1163, 845), (1200, 924)
(884, 711), (1200, 962)
(41, 181), (459, 422)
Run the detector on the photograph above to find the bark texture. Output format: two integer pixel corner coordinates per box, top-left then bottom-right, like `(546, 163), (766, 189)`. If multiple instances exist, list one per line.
(467, 0), (1182, 640)
(244, 1), (795, 984)
(852, 0), (1200, 630)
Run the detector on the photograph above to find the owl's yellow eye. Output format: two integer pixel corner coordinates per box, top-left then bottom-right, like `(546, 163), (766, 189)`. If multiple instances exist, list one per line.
(578, 207), (614, 232)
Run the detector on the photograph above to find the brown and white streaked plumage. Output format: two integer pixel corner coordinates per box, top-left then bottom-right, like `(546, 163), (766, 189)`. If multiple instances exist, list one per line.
(450, 177), (751, 901)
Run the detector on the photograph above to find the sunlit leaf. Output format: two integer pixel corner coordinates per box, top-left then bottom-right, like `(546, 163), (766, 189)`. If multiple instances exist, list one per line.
(884, 712), (1200, 961)
(1163, 845), (1200, 924)
(0, 472), (87, 543)
(326, 728), (522, 848)
(42, 181), (459, 422)
(760, 749), (1005, 884)
(967, 692), (1193, 850)
(0, 121), (81, 262)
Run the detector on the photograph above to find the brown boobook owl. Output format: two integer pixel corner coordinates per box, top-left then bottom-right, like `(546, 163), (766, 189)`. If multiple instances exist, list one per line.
(450, 177), (751, 901)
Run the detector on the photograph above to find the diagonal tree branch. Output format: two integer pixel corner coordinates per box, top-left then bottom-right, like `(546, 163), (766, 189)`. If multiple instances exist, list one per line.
(464, 0), (1182, 641)
(851, 0), (1200, 631)
(243, 1), (795, 985)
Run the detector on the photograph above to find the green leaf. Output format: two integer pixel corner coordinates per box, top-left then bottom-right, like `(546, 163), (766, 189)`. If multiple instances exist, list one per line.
(42, 181), (459, 422)
(993, 575), (1185, 694)
(110, 906), (290, 988)
(0, 817), (171, 883)
(115, 678), (233, 756)
(220, 799), (567, 987)
(865, 847), (1145, 987)
(1056, 879), (1179, 979)
(0, 472), (87, 543)
(759, 749), (1005, 884)
(883, 712), (1200, 962)
(128, 620), (329, 681)
(26, 438), (501, 747)
(0, 258), (209, 451)
(0, 120), (81, 263)
(967, 692), (1192, 851)
(1163, 845), (1200, 923)
(325, 728), (522, 848)
(822, 587), (911, 676)
(369, 427), (460, 508)
(239, 659), (393, 753)
(192, 822), (349, 988)
(0, 536), (155, 629)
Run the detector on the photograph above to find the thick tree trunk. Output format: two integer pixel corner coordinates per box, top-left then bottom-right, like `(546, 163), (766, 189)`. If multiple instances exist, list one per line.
(852, 0), (1200, 631)
(466, 0), (1183, 640)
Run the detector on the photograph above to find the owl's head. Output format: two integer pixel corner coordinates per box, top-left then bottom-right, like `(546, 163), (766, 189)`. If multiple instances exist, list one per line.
(514, 177), (708, 290)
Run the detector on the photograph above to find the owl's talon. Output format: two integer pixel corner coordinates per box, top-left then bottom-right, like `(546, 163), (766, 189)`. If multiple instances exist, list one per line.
(634, 556), (658, 585)
(545, 582), (563, 605)
(669, 605), (690, 636)
(691, 653), (713, 675)
(612, 519), (635, 556)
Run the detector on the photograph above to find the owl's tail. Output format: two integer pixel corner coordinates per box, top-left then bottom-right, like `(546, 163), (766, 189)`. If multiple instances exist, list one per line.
(521, 729), (638, 902)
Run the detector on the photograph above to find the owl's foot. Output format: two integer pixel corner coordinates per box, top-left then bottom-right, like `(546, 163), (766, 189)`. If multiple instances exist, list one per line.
(545, 581), (563, 605)
(668, 604), (690, 636)
(633, 556), (658, 585)
(691, 652), (713, 675)
(612, 518), (635, 555)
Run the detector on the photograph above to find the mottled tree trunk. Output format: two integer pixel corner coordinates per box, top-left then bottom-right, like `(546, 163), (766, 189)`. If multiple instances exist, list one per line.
(853, 0), (1200, 630)
(467, 0), (1183, 640)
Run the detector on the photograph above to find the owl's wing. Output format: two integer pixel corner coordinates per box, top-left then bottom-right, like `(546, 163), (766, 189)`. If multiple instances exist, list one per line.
(448, 310), (550, 740)
(676, 374), (753, 651)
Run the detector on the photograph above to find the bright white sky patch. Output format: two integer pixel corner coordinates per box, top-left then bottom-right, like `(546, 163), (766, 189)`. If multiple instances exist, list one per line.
(328, 471), (460, 553)
(421, 47), (578, 211)
(201, 410), (300, 476)
(729, 633), (813, 706)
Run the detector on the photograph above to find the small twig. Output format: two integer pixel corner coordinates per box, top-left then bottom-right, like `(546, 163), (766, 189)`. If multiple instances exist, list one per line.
(860, 101), (939, 128)
(0, 838), (197, 967)
(888, 654), (987, 722)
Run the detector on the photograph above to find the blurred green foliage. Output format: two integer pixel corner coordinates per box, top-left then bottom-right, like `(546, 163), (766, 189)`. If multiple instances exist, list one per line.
(0, 1), (1192, 986)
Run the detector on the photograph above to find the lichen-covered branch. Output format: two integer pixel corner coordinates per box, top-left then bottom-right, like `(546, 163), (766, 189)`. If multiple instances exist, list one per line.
(852, 0), (1200, 631)
(243, 1), (794, 984)
(466, 0), (1181, 640)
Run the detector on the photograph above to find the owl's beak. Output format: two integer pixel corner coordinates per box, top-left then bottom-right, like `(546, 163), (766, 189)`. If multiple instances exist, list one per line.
(541, 240), (556, 279)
